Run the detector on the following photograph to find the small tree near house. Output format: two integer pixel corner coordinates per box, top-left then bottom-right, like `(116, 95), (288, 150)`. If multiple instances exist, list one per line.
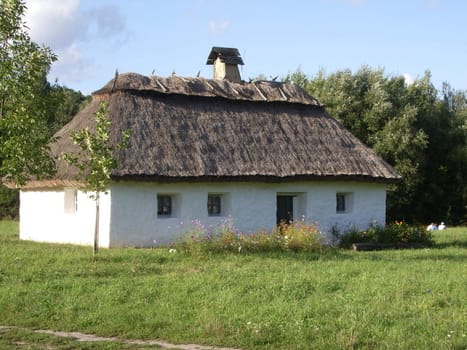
(62, 101), (129, 255)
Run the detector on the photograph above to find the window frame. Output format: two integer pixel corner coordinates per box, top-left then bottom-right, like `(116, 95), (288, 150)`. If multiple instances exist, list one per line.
(207, 194), (222, 216)
(157, 194), (173, 217)
(64, 188), (78, 214)
(336, 192), (353, 214)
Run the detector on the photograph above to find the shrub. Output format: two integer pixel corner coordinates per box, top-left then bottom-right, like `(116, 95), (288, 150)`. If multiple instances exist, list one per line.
(0, 186), (18, 219)
(178, 218), (323, 254)
(337, 226), (375, 248)
(274, 220), (323, 252)
(337, 221), (433, 248)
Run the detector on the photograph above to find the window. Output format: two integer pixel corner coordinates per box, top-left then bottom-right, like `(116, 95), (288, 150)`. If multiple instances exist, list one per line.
(157, 195), (172, 216)
(336, 193), (353, 213)
(208, 194), (222, 216)
(64, 188), (77, 214)
(336, 194), (346, 213)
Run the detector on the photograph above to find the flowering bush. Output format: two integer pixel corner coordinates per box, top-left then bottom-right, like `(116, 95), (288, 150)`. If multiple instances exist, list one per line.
(274, 220), (323, 252)
(178, 218), (323, 254)
(336, 227), (374, 248)
(336, 221), (433, 248)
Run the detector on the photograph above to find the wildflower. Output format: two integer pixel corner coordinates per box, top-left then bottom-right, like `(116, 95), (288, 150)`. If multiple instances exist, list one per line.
(169, 248), (176, 253)
(238, 246), (242, 252)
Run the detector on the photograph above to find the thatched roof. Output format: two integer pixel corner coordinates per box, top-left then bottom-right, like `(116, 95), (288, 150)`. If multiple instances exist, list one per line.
(93, 73), (322, 106)
(39, 72), (400, 188)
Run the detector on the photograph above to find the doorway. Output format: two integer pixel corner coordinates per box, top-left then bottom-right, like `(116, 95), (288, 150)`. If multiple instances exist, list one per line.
(276, 195), (294, 224)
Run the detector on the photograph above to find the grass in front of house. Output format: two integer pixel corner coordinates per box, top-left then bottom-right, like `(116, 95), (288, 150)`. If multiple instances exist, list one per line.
(0, 221), (466, 350)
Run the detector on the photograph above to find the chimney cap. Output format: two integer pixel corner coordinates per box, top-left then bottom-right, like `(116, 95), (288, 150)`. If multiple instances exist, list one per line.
(206, 47), (244, 65)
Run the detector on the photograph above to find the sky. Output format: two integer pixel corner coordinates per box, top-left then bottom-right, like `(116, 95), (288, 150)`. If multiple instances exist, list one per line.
(24, 0), (466, 96)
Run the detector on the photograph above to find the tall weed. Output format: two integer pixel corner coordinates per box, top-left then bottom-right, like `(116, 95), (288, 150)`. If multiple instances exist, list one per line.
(178, 218), (323, 254)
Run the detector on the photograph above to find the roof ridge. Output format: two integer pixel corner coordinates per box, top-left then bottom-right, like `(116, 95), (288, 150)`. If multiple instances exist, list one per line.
(92, 72), (323, 107)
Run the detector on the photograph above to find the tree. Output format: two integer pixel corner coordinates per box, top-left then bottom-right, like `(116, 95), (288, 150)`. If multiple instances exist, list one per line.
(283, 67), (309, 89)
(0, 81), (89, 219)
(63, 102), (129, 254)
(0, 184), (18, 218)
(45, 83), (91, 135)
(0, 0), (57, 186)
(416, 82), (467, 225)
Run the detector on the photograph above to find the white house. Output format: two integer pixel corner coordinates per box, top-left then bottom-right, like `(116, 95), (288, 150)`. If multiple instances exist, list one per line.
(18, 47), (400, 247)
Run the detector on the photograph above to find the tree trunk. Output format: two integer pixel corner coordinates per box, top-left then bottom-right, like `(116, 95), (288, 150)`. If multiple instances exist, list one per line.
(93, 192), (100, 255)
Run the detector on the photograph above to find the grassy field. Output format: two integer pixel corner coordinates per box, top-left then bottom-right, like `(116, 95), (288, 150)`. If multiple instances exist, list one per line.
(0, 221), (465, 349)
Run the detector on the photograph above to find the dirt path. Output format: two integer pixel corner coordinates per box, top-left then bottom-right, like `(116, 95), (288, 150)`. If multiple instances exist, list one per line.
(0, 326), (242, 350)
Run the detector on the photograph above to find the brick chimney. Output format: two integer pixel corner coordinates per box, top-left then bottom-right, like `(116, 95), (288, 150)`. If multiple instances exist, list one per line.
(206, 47), (244, 83)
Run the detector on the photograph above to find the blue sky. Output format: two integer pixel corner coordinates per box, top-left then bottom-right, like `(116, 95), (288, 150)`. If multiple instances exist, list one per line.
(25, 0), (466, 95)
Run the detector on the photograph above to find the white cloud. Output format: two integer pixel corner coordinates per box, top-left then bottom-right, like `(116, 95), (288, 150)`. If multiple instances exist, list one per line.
(48, 44), (96, 86)
(403, 73), (414, 86)
(25, 0), (84, 49)
(24, 0), (127, 90)
(57, 43), (82, 66)
(209, 19), (230, 34)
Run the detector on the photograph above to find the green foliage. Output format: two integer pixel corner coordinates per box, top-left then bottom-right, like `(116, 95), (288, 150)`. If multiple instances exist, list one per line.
(335, 221), (434, 248)
(283, 66), (309, 88)
(0, 0), (57, 186)
(0, 0), (87, 213)
(178, 218), (323, 254)
(0, 184), (18, 219)
(0, 84), (87, 219)
(415, 82), (467, 224)
(45, 84), (91, 135)
(275, 220), (323, 252)
(0, 222), (466, 349)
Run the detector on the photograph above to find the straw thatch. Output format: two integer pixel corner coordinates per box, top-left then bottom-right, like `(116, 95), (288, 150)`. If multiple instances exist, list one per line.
(41, 72), (399, 188)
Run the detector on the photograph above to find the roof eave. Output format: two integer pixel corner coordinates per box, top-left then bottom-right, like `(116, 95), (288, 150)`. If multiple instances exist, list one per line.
(110, 174), (401, 185)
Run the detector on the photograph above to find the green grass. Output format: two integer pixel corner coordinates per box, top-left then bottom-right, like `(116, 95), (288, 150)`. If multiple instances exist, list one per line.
(0, 220), (466, 349)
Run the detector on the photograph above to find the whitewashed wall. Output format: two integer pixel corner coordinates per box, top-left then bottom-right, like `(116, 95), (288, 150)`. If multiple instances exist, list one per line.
(20, 181), (386, 247)
(20, 189), (111, 247)
(107, 181), (387, 247)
